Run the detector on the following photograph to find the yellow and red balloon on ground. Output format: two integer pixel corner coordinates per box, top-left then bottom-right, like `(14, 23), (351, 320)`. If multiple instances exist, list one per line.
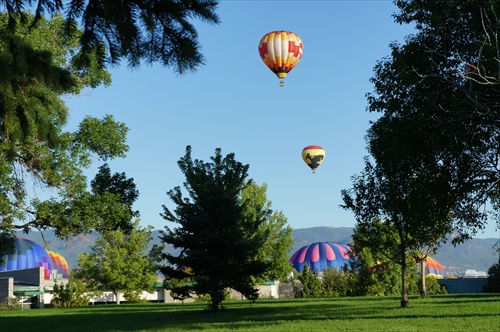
(302, 145), (325, 173)
(424, 257), (445, 279)
(258, 30), (304, 86)
(47, 250), (70, 279)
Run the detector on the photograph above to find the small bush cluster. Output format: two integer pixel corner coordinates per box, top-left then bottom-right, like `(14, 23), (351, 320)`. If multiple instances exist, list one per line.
(483, 257), (500, 293)
(294, 262), (444, 298)
(295, 265), (356, 298)
(123, 290), (148, 303)
(421, 276), (447, 295)
(0, 297), (22, 311)
(50, 278), (92, 308)
(295, 264), (322, 298)
(321, 268), (357, 296)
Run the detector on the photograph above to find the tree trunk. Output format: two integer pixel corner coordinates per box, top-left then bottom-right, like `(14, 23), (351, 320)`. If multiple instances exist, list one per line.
(400, 253), (409, 308)
(420, 259), (427, 297)
(114, 290), (121, 305)
(210, 289), (220, 311)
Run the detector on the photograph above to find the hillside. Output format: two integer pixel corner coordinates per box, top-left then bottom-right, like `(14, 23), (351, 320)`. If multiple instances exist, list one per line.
(14, 227), (499, 276)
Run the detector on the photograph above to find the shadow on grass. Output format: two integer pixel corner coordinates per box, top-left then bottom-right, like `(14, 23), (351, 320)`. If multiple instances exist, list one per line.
(2, 295), (499, 332)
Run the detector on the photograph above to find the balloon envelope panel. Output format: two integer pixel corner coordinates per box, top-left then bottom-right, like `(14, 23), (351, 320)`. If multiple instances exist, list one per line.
(290, 242), (356, 273)
(426, 257), (445, 279)
(0, 238), (52, 280)
(47, 250), (70, 279)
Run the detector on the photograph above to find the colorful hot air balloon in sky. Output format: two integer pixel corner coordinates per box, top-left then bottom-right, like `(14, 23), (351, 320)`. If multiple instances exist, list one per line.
(258, 30), (303, 86)
(302, 145), (325, 173)
(290, 242), (357, 273)
(0, 238), (53, 280)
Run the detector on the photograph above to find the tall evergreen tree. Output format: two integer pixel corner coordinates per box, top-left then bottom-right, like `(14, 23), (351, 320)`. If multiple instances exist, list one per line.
(160, 146), (270, 311)
(1, 0), (220, 72)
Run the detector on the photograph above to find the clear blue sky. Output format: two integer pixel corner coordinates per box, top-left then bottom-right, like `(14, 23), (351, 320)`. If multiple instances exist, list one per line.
(63, 0), (498, 239)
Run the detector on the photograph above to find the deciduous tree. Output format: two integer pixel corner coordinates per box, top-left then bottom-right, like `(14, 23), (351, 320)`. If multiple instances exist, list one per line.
(342, 0), (499, 307)
(51, 274), (93, 308)
(241, 182), (294, 282)
(349, 225), (419, 297)
(341, 158), (449, 306)
(73, 220), (158, 304)
(367, 0), (499, 241)
(0, 12), (128, 261)
(295, 264), (322, 298)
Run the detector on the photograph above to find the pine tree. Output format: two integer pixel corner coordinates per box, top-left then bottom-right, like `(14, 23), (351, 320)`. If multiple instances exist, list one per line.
(1, 0), (220, 72)
(160, 146), (269, 311)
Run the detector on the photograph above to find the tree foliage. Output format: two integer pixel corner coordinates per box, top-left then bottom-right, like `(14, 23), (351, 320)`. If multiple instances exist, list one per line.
(368, 0), (499, 241)
(0, 12), (129, 261)
(1, 0), (220, 72)
(341, 160), (444, 306)
(1, 0), (220, 259)
(349, 244), (419, 297)
(321, 267), (356, 297)
(342, 0), (499, 307)
(73, 220), (158, 304)
(89, 163), (140, 233)
(160, 146), (270, 311)
(419, 276), (447, 295)
(241, 182), (294, 282)
(483, 256), (500, 293)
(295, 264), (322, 298)
(51, 275), (93, 308)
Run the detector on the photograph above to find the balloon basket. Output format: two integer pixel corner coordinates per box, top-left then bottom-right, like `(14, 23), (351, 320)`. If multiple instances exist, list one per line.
(279, 80), (284, 87)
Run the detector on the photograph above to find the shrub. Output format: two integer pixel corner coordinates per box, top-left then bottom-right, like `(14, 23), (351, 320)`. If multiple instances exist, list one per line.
(0, 297), (22, 311)
(51, 277), (92, 308)
(422, 276), (447, 295)
(123, 290), (148, 303)
(296, 264), (322, 298)
(483, 257), (500, 293)
(321, 268), (356, 297)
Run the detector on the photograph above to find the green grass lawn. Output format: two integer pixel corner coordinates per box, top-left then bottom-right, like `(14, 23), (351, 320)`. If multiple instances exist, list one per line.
(1, 294), (499, 331)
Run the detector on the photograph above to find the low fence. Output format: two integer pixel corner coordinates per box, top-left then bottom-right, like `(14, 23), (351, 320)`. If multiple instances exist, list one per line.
(437, 278), (487, 294)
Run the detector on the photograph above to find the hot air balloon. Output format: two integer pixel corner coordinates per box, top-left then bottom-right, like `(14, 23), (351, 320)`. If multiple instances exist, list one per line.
(302, 145), (325, 173)
(290, 242), (357, 273)
(258, 30), (303, 87)
(47, 250), (70, 279)
(424, 257), (445, 279)
(0, 238), (53, 280)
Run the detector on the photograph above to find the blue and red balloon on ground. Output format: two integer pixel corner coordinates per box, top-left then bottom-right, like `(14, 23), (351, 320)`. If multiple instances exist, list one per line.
(290, 242), (357, 273)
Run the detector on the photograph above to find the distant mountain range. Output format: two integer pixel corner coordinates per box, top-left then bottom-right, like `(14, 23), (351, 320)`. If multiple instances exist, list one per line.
(15, 226), (499, 277)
